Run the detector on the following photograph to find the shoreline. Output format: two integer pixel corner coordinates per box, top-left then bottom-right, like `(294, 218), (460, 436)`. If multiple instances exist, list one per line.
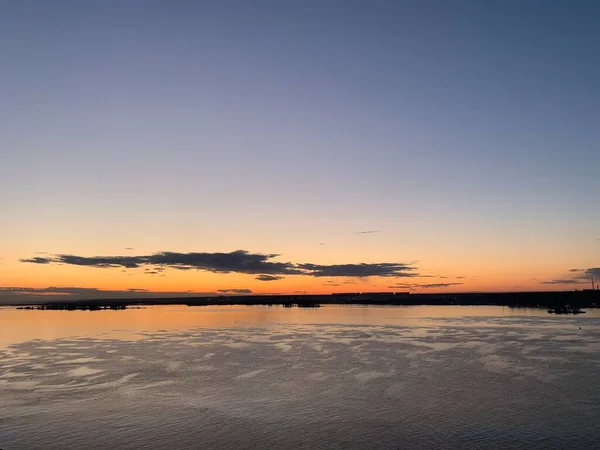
(7, 290), (600, 310)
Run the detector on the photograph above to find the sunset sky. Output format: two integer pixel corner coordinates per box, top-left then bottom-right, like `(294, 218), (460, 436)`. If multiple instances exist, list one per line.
(1, 1), (599, 302)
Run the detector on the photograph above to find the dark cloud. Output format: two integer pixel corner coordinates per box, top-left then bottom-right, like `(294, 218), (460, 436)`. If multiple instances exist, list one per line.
(298, 263), (417, 278)
(541, 268), (600, 286)
(21, 251), (301, 274)
(354, 230), (380, 235)
(39, 254), (144, 269)
(146, 251), (302, 275)
(255, 274), (283, 282)
(456, 276), (466, 279)
(21, 250), (419, 279)
(216, 289), (253, 295)
(585, 268), (600, 278)
(20, 256), (52, 264)
(125, 247), (134, 250)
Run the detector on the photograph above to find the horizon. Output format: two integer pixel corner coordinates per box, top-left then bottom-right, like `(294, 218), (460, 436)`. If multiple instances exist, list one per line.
(1, 1), (599, 303)
(2, 285), (599, 306)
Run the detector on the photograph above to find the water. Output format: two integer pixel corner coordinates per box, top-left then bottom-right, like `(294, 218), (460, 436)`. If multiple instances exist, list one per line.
(1, 305), (599, 449)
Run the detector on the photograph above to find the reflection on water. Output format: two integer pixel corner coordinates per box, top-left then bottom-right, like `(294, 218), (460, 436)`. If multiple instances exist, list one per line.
(3, 304), (598, 345)
(1, 305), (600, 449)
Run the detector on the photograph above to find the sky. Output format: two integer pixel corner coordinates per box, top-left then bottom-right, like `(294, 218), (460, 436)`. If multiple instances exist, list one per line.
(1, 0), (599, 302)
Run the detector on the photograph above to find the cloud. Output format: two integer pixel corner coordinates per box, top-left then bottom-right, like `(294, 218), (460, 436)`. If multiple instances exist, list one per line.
(21, 250), (419, 279)
(298, 263), (418, 278)
(417, 283), (463, 289)
(585, 268), (600, 278)
(147, 251), (301, 274)
(540, 279), (584, 285)
(354, 230), (380, 235)
(541, 268), (600, 286)
(21, 250), (301, 274)
(388, 282), (463, 289)
(20, 256), (53, 264)
(1, 287), (104, 295)
(216, 289), (253, 295)
(456, 276), (466, 279)
(255, 274), (283, 282)
(0, 286), (219, 304)
(298, 262), (417, 278)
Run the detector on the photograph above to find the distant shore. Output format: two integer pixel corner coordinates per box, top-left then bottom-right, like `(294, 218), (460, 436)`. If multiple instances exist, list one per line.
(10, 290), (600, 311)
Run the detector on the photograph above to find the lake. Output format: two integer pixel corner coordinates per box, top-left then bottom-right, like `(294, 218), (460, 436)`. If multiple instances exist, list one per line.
(1, 305), (599, 449)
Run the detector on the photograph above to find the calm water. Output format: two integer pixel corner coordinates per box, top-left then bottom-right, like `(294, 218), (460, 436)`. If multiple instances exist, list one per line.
(1, 305), (599, 449)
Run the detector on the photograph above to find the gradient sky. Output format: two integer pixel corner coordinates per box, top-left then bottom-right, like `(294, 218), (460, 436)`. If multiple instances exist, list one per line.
(1, 0), (599, 302)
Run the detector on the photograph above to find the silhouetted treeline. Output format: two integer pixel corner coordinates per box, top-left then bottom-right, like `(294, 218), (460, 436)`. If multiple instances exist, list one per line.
(13, 290), (600, 311)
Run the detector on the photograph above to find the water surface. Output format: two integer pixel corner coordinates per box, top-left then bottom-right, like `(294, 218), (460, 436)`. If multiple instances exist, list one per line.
(1, 305), (599, 449)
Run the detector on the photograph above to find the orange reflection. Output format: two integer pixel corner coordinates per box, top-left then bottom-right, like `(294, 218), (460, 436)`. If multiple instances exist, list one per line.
(3, 304), (594, 347)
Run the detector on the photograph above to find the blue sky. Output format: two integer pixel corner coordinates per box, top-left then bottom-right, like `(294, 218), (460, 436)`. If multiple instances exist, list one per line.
(1, 0), (598, 299)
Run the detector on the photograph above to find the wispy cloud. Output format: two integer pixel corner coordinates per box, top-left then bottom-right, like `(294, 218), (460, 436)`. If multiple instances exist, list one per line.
(21, 256), (53, 264)
(388, 282), (463, 289)
(354, 230), (380, 235)
(216, 289), (253, 295)
(0, 286), (216, 304)
(540, 267), (600, 286)
(540, 279), (584, 285)
(255, 274), (283, 282)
